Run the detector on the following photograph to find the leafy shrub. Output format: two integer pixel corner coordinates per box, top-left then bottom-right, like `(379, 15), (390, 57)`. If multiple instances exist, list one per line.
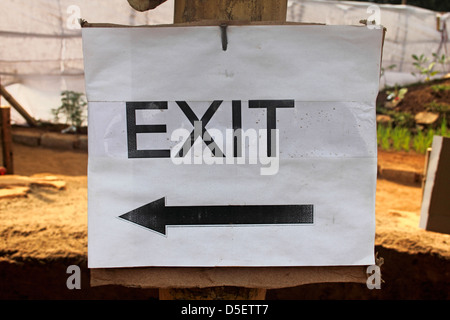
(52, 90), (87, 128)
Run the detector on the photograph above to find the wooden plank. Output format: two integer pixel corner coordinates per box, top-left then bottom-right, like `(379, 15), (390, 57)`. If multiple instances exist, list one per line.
(91, 265), (367, 289)
(0, 186), (29, 199)
(0, 84), (38, 127)
(0, 174), (66, 190)
(420, 136), (450, 234)
(0, 106), (14, 174)
(81, 20), (321, 28)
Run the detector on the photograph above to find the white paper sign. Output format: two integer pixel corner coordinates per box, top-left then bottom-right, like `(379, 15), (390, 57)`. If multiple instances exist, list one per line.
(82, 25), (383, 268)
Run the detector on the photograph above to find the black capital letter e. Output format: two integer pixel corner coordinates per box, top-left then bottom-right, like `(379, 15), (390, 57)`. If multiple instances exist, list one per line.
(126, 101), (170, 158)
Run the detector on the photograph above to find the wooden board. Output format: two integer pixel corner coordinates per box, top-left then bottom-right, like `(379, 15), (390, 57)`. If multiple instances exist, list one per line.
(420, 136), (450, 234)
(0, 174), (66, 190)
(0, 186), (29, 199)
(90, 265), (368, 289)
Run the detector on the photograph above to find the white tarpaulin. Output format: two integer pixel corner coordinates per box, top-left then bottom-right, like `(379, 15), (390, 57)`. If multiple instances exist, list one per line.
(288, 0), (449, 87)
(83, 24), (383, 268)
(0, 0), (174, 125)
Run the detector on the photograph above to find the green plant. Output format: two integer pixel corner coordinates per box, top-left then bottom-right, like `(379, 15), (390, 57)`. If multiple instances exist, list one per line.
(412, 129), (425, 154)
(425, 101), (450, 113)
(390, 111), (415, 128)
(52, 90), (87, 128)
(425, 129), (436, 148)
(377, 124), (392, 151)
(377, 115), (449, 154)
(391, 126), (411, 152)
(401, 132), (411, 152)
(430, 84), (450, 92)
(438, 116), (449, 137)
(386, 86), (408, 106)
(380, 64), (396, 77)
(377, 105), (415, 128)
(411, 54), (438, 82)
(413, 128), (436, 154)
(432, 53), (448, 73)
(377, 124), (413, 152)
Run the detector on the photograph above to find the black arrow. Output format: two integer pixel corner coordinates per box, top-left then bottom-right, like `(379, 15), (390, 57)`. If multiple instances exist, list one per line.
(118, 197), (313, 236)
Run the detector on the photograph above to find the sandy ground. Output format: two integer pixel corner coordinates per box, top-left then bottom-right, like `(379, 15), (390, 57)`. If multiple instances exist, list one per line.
(0, 142), (449, 299)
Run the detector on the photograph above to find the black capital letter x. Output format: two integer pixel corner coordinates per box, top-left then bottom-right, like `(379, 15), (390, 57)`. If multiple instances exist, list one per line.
(176, 101), (225, 157)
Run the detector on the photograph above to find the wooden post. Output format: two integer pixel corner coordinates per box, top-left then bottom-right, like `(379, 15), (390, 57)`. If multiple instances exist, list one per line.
(422, 147), (432, 200)
(0, 106), (14, 174)
(156, 0), (288, 301)
(174, 0), (287, 23)
(0, 84), (38, 127)
(127, 0), (168, 12)
(420, 136), (450, 234)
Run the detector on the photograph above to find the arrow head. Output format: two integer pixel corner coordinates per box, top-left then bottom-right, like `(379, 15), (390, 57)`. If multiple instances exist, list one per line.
(119, 197), (167, 235)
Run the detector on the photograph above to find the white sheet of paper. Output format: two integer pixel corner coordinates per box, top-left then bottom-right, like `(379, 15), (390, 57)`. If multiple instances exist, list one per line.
(82, 25), (383, 268)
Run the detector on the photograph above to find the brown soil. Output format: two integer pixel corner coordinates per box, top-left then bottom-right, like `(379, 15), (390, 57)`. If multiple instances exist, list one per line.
(1, 140), (449, 300)
(377, 78), (450, 128)
(392, 78), (450, 115)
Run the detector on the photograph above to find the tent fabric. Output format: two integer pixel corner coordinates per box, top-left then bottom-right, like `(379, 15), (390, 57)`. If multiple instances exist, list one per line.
(1, 0), (172, 84)
(288, 0), (449, 88)
(0, 0), (448, 125)
(1, 0), (173, 125)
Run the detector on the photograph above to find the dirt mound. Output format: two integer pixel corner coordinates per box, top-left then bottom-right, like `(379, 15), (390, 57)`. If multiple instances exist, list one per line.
(377, 78), (450, 128)
(396, 79), (450, 115)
